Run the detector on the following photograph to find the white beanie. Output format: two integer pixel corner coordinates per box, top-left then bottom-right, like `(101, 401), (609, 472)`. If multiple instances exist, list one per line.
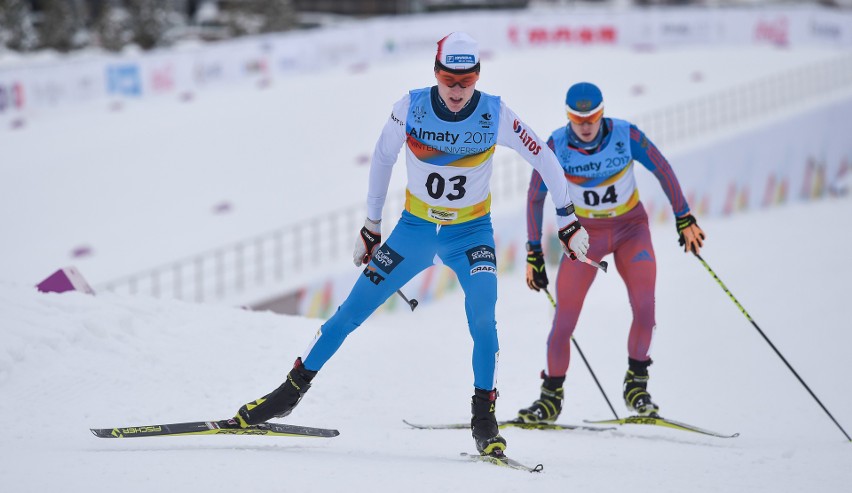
(435, 32), (480, 72)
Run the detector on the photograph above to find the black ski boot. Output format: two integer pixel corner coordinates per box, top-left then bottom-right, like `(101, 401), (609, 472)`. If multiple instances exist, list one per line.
(623, 357), (660, 416)
(517, 372), (565, 424)
(471, 388), (507, 456)
(231, 358), (317, 428)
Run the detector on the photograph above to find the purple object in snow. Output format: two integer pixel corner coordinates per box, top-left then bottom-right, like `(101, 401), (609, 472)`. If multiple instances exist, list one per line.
(213, 201), (233, 214)
(36, 267), (95, 295)
(71, 245), (93, 258)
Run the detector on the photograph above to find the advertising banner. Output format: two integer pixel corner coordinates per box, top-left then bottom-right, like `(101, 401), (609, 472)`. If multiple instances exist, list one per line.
(2, 5), (851, 130)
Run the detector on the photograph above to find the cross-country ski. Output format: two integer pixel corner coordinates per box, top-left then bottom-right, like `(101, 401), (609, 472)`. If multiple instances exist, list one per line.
(90, 420), (340, 439)
(583, 415), (739, 439)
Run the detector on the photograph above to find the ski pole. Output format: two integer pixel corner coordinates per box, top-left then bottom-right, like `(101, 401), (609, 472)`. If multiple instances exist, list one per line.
(544, 288), (620, 420)
(693, 252), (851, 442)
(396, 289), (418, 311)
(581, 257), (608, 273)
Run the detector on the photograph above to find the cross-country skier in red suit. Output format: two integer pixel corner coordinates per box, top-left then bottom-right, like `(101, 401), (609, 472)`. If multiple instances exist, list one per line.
(517, 82), (706, 423)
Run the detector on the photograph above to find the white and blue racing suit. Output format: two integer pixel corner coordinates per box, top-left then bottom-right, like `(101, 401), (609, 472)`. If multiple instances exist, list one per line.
(302, 86), (580, 391)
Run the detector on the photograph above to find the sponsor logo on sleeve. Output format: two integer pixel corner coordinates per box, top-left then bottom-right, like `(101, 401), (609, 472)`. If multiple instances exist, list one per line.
(513, 119), (542, 155)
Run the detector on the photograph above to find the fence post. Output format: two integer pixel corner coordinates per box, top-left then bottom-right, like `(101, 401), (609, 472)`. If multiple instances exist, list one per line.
(216, 249), (225, 299)
(150, 269), (158, 298)
(255, 237), (264, 286)
(293, 224), (301, 273)
(235, 242), (244, 294)
(174, 263), (182, 300)
(194, 255), (204, 303)
(274, 230), (283, 281)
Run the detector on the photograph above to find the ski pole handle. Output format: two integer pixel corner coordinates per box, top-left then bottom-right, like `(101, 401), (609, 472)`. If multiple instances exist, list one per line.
(582, 257), (608, 273)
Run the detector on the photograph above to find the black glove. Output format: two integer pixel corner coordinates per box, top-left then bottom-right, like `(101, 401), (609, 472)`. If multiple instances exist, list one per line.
(526, 249), (548, 292)
(675, 213), (705, 254)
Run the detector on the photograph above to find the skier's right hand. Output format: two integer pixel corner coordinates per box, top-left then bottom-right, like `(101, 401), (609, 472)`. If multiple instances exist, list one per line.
(353, 218), (382, 266)
(525, 250), (549, 292)
(558, 220), (589, 262)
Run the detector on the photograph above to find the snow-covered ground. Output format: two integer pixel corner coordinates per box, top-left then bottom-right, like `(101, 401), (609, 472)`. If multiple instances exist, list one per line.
(2, 35), (851, 492)
(1, 195), (850, 492)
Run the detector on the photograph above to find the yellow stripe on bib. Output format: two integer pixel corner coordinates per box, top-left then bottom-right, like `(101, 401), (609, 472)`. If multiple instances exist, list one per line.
(405, 190), (491, 225)
(451, 145), (495, 168)
(576, 189), (640, 218)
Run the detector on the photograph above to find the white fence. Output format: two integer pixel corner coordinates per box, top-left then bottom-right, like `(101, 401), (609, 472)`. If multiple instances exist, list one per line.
(95, 51), (852, 305)
(633, 55), (852, 148)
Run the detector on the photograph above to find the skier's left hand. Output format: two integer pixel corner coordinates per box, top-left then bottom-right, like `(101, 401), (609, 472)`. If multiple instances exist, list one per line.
(558, 220), (589, 262)
(525, 250), (549, 291)
(353, 218), (382, 266)
(676, 213), (705, 254)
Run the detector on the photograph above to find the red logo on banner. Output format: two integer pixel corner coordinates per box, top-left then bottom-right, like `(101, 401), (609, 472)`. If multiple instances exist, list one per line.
(244, 59), (268, 75)
(754, 17), (789, 47)
(508, 25), (617, 45)
(0, 82), (25, 112)
(150, 64), (175, 93)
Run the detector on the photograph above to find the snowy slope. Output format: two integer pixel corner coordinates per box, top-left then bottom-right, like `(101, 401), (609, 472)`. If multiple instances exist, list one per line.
(1, 195), (850, 493)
